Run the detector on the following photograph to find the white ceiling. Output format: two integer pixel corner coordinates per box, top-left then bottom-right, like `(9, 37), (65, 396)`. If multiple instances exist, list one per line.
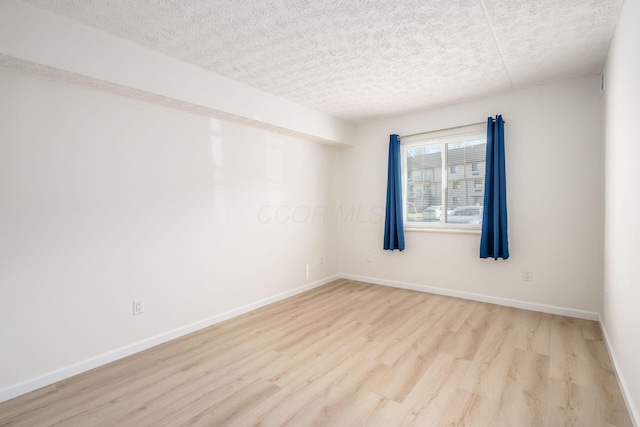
(20, 0), (623, 123)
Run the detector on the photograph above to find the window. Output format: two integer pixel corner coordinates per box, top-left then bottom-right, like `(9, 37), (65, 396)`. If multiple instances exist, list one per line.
(401, 123), (486, 230)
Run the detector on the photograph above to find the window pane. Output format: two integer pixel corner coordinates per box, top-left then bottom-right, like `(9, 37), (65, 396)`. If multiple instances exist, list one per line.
(446, 139), (486, 224)
(401, 123), (486, 229)
(405, 145), (442, 222)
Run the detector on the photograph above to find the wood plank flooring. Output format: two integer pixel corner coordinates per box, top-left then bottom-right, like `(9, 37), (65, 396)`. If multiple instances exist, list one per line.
(0, 279), (632, 426)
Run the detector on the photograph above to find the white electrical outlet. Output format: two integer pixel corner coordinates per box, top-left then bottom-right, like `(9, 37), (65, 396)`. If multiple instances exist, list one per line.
(522, 270), (533, 282)
(133, 299), (144, 315)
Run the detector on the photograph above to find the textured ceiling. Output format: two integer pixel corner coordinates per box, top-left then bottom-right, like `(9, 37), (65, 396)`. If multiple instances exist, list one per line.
(19, 0), (623, 123)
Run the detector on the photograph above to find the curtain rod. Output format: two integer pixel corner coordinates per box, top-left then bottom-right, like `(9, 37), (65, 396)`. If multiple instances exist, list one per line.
(400, 119), (505, 139)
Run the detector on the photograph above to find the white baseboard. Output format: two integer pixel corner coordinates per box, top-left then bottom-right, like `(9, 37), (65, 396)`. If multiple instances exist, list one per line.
(0, 272), (605, 405)
(0, 274), (340, 405)
(345, 274), (637, 423)
(598, 316), (639, 427)
(340, 273), (598, 321)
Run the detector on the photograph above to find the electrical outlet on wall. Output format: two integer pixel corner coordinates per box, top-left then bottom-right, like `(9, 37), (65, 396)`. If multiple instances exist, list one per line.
(522, 270), (533, 282)
(133, 299), (144, 315)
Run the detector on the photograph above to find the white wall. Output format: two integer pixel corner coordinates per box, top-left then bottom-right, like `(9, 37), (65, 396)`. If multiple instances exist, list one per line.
(602, 0), (640, 421)
(340, 75), (604, 314)
(0, 68), (341, 396)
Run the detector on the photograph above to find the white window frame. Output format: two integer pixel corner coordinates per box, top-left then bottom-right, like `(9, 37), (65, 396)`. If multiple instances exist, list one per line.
(401, 123), (486, 232)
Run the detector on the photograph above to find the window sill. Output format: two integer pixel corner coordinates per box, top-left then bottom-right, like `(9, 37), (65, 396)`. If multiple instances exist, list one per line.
(404, 227), (481, 235)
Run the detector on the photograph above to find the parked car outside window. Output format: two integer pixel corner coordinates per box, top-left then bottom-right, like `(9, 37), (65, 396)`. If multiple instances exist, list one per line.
(447, 206), (483, 224)
(422, 206), (443, 221)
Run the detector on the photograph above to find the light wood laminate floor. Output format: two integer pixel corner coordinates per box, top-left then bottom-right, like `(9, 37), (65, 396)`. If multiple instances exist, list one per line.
(0, 279), (632, 426)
